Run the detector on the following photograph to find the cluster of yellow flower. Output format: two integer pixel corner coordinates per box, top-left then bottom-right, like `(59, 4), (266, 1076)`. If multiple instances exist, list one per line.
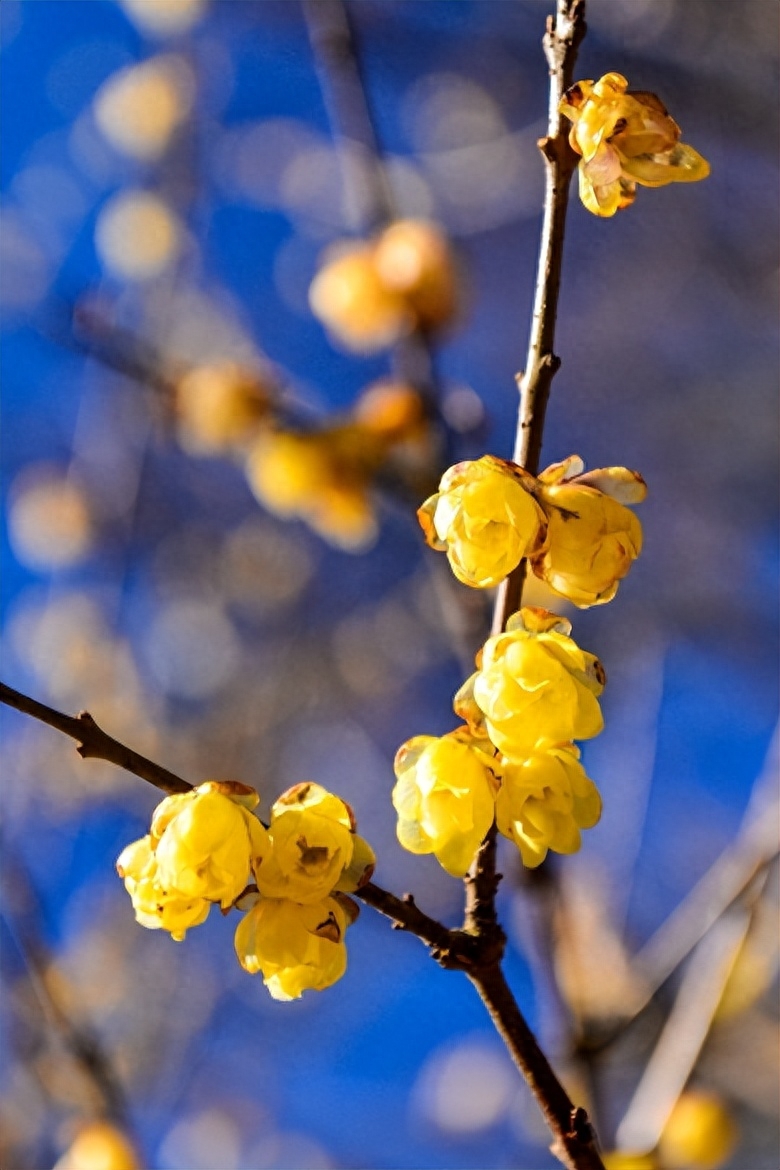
(309, 219), (459, 353)
(393, 606), (605, 873)
(117, 780), (375, 1000)
(173, 362), (431, 550)
(419, 453), (646, 606)
(561, 73), (710, 218)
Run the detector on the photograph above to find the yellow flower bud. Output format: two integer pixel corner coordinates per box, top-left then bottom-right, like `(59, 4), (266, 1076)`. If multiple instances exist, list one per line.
(234, 895), (350, 1000)
(560, 73), (709, 217)
(151, 781), (270, 910)
(54, 1122), (140, 1170)
(175, 362), (272, 454)
(116, 835), (210, 941)
(471, 607), (605, 758)
(309, 244), (410, 353)
(532, 455), (646, 607)
(373, 219), (459, 332)
(495, 744), (601, 868)
(246, 427), (379, 551)
(658, 1091), (738, 1170)
(602, 1153), (658, 1170)
(418, 455), (546, 589)
(392, 731), (498, 876)
(255, 783), (359, 903)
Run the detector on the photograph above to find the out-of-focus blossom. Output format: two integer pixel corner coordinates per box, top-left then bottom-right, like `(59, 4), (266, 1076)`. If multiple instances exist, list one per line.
(255, 782), (371, 903)
(658, 1091), (738, 1170)
(246, 426), (381, 551)
(418, 456), (546, 589)
(175, 362), (272, 454)
(532, 455), (646, 607)
(151, 781), (270, 909)
(53, 1122), (140, 1170)
(467, 607), (605, 758)
(373, 219), (458, 331)
(602, 1153), (658, 1170)
(354, 379), (427, 442)
(234, 895), (353, 1000)
(118, 0), (207, 37)
(94, 55), (193, 160)
(116, 835), (211, 941)
(309, 243), (409, 353)
(96, 190), (181, 280)
(8, 466), (92, 571)
(495, 744), (601, 868)
(561, 72), (709, 217)
(392, 730), (498, 876)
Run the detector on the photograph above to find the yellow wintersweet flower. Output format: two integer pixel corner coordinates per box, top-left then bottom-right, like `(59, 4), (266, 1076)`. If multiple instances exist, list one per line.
(309, 243), (410, 353)
(531, 455), (646, 607)
(658, 1091), (738, 1170)
(116, 835), (210, 941)
(470, 607), (605, 758)
(256, 782), (373, 903)
(53, 1121), (140, 1170)
(175, 362), (272, 455)
(246, 427), (380, 551)
(392, 730), (499, 876)
(373, 219), (459, 332)
(234, 894), (354, 1000)
(602, 1153), (658, 1170)
(93, 55), (192, 161)
(152, 781), (270, 910)
(495, 744), (601, 868)
(561, 72), (710, 217)
(418, 455), (547, 589)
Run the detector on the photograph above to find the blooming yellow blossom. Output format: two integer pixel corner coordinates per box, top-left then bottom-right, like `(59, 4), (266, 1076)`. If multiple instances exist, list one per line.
(495, 744), (601, 868)
(658, 1091), (738, 1170)
(151, 781), (270, 909)
(531, 455), (646, 607)
(175, 362), (272, 454)
(94, 56), (192, 161)
(392, 730), (499, 876)
(255, 782), (372, 903)
(418, 456), (547, 589)
(561, 72), (710, 217)
(470, 607), (605, 758)
(246, 427), (380, 551)
(309, 244), (410, 353)
(116, 835), (210, 941)
(373, 219), (458, 332)
(53, 1121), (140, 1170)
(234, 894), (353, 1000)
(602, 1154), (658, 1170)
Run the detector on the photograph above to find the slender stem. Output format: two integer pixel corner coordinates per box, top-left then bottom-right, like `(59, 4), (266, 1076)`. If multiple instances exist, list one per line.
(469, 965), (605, 1170)
(0, 682), (192, 796)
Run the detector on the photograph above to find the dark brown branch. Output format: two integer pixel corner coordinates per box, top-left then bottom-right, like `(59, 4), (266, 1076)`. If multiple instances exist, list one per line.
(470, 965), (605, 1170)
(0, 682), (191, 796)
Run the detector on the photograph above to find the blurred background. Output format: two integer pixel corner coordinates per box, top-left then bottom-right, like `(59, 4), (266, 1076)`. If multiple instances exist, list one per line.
(1, 1), (777, 1168)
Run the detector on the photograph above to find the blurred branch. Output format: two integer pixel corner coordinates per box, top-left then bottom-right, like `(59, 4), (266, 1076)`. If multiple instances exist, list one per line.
(1, 852), (130, 1129)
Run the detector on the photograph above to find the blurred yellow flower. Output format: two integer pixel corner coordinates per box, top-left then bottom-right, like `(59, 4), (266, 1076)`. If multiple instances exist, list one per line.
(418, 455), (546, 589)
(354, 379), (427, 442)
(119, 0), (207, 36)
(255, 782), (364, 903)
(471, 607), (605, 758)
(309, 244), (409, 353)
(561, 72), (709, 217)
(96, 190), (181, 281)
(234, 895), (352, 1000)
(116, 835), (210, 941)
(392, 731), (498, 876)
(532, 455), (646, 607)
(94, 55), (192, 160)
(175, 362), (272, 454)
(495, 744), (601, 868)
(246, 426), (380, 551)
(151, 781), (270, 909)
(53, 1122), (140, 1170)
(8, 465), (92, 571)
(658, 1091), (738, 1170)
(602, 1153), (658, 1170)
(373, 219), (458, 332)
